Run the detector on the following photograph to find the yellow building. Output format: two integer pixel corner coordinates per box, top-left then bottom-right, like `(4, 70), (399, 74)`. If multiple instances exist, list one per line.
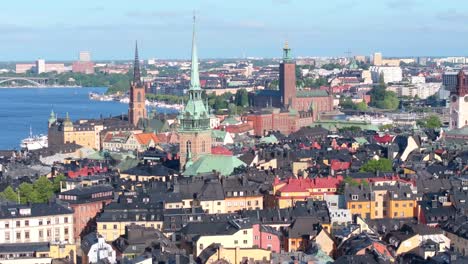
(97, 220), (164, 242)
(203, 246), (271, 264)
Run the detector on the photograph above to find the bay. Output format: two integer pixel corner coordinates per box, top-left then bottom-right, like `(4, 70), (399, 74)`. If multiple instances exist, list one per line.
(0, 87), (173, 150)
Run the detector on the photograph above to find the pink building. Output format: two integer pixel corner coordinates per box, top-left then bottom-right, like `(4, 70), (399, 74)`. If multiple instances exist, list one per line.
(45, 63), (66, 73)
(252, 224), (281, 253)
(15, 63), (35, 74)
(72, 61), (94, 74)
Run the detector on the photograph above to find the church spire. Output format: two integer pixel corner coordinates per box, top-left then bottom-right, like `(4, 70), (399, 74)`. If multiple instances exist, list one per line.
(190, 15), (201, 90)
(133, 41), (142, 87)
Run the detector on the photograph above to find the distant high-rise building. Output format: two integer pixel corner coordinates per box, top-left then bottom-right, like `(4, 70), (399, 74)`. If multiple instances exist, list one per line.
(79, 51), (91, 62)
(354, 55), (367, 63)
(73, 51), (94, 74)
(369, 66), (402, 84)
(36, 59), (46, 74)
(372, 52), (382, 66)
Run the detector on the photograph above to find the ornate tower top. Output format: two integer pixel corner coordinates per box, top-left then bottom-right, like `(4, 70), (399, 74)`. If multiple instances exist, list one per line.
(190, 15), (201, 90)
(178, 15), (210, 132)
(133, 41), (142, 87)
(283, 40), (292, 63)
(455, 69), (468, 97)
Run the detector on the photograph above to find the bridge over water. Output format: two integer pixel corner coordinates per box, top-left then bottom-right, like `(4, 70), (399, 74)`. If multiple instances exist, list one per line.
(0, 77), (59, 87)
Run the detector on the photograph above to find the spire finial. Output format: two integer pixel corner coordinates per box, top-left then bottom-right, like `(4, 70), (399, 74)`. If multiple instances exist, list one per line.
(133, 41), (142, 86)
(190, 13), (201, 90)
(284, 40), (289, 49)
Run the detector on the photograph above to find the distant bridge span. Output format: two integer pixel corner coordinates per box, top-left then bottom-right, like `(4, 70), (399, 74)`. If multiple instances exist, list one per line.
(0, 77), (58, 87)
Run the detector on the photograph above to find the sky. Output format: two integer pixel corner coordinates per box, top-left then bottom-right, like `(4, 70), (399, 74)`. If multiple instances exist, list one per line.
(1, 0), (467, 61)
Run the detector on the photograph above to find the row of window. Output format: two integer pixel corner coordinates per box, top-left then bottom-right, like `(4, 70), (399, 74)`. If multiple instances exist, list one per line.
(3, 217), (68, 228)
(226, 200), (260, 207)
(4, 227), (69, 241)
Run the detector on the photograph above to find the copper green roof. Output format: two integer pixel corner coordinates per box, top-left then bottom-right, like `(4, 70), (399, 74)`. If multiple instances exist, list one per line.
(313, 120), (380, 131)
(211, 129), (227, 139)
(183, 154), (246, 177)
(296, 89), (329, 98)
(260, 134), (278, 144)
(221, 116), (240, 125)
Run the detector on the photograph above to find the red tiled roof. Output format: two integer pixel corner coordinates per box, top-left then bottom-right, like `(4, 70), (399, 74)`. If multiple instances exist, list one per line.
(135, 133), (160, 145)
(225, 123), (253, 134)
(374, 134), (393, 144)
(275, 176), (344, 193)
(330, 160), (351, 171)
(211, 146), (233, 156)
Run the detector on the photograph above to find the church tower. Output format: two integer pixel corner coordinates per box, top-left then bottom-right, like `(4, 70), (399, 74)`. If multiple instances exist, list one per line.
(128, 42), (147, 127)
(450, 70), (468, 129)
(279, 41), (297, 109)
(178, 16), (212, 171)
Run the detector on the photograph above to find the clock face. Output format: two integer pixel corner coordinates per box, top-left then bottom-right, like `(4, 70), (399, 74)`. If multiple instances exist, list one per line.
(452, 96), (458, 103)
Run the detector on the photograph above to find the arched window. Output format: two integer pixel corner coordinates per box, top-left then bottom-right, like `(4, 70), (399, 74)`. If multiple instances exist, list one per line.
(202, 141), (206, 152)
(137, 92), (142, 103)
(186, 140), (192, 153)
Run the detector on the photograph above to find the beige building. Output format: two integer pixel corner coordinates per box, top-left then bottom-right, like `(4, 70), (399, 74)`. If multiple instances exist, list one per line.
(0, 203), (74, 244)
(373, 52), (382, 66)
(204, 246), (271, 264)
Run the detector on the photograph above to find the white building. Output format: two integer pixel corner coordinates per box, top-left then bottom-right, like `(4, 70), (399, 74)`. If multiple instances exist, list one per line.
(410, 76), (426, 84)
(0, 203), (74, 244)
(370, 66), (403, 84)
(387, 83), (441, 99)
(82, 233), (116, 264)
(36, 59), (46, 74)
(450, 71), (468, 129)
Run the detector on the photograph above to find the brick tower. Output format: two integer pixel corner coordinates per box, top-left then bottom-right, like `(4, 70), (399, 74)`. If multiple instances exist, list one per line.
(279, 41), (297, 109)
(450, 70), (468, 129)
(178, 16), (212, 171)
(128, 42), (147, 127)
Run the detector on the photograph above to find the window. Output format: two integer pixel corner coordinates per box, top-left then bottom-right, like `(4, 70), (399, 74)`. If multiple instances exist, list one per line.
(234, 240), (238, 244)
(47, 229), (51, 238)
(243, 230), (248, 235)
(358, 205), (362, 209)
(351, 205), (356, 209)
(55, 217), (60, 224)
(409, 203), (414, 207)
(217, 202), (221, 206)
(39, 230), (43, 238)
(64, 217), (68, 223)
(5, 223), (9, 228)
(25, 231), (30, 239)
(402, 203), (407, 207)
(394, 212), (398, 217)
(186, 140), (192, 154)
(5, 232), (10, 241)
(401, 212), (405, 217)
(255, 200), (259, 206)
(39, 219), (43, 226)
(103, 224), (107, 229)
(375, 202), (378, 207)
(351, 195), (358, 201)
(395, 203), (399, 207)
(243, 240), (248, 244)
(199, 244), (203, 250)
(47, 219), (51, 225)
(65, 228), (69, 235)
(267, 235), (272, 240)
(254, 236), (259, 240)
(16, 221), (20, 227)
(247, 201), (251, 206)
(113, 225), (117, 230)
(16, 232), (21, 240)
(25, 220), (29, 226)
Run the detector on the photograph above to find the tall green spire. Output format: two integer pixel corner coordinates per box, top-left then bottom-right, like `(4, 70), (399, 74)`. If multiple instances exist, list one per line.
(283, 40), (292, 62)
(190, 15), (201, 90)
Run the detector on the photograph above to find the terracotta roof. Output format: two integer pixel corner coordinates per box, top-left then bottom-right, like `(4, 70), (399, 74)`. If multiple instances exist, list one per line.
(211, 146), (233, 156)
(135, 133), (160, 145)
(225, 123), (253, 134)
(275, 176), (344, 194)
(374, 134), (393, 144)
(331, 160), (351, 171)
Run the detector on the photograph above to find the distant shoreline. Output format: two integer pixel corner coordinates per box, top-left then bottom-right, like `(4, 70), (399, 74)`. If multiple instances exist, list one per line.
(0, 85), (85, 89)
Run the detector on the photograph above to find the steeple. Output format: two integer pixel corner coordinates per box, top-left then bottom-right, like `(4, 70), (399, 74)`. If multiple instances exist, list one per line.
(283, 40), (292, 62)
(133, 41), (142, 87)
(190, 15), (201, 90)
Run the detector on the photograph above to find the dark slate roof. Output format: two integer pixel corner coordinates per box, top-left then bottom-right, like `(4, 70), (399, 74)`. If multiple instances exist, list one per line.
(0, 202), (73, 219)
(0, 242), (49, 253)
(60, 184), (113, 196)
(122, 163), (176, 176)
(179, 218), (252, 238)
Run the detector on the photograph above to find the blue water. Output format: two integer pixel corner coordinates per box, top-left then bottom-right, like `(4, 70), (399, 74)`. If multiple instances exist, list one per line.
(0, 87), (173, 150)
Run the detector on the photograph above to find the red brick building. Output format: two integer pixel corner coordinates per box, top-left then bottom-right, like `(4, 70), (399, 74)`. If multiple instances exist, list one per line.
(72, 61), (94, 74)
(128, 43), (147, 127)
(243, 107), (314, 136)
(58, 185), (113, 240)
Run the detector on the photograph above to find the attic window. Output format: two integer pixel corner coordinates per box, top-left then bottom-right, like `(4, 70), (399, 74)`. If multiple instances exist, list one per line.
(351, 195), (358, 201)
(460, 200), (466, 203)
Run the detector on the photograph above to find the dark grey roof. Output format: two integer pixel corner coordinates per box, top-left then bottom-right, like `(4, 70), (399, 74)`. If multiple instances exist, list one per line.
(0, 202), (73, 219)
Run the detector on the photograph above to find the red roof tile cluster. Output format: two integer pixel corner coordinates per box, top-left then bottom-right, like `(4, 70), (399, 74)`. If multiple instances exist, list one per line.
(225, 123), (253, 134)
(274, 176), (344, 194)
(373, 134), (394, 144)
(135, 133), (160, 145)
(330, 160), (351, 171)
(211, 146), (233, 156)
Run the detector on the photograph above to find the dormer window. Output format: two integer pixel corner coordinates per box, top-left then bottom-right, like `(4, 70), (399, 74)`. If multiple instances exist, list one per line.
(351, 195), (358, 201)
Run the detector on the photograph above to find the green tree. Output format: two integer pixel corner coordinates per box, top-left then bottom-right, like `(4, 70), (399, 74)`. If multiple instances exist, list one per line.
(52, 175), (66, 193)
(235, 89), (249, 107)
(33, 176), (54, 203)
(360, 158), (393, 173)
(417, 115), (442, 129)
(356, 101), (368, 111)
(339, 97), (356, 110)
(0, 186), (17, 202)
(18, 182), (37, 203)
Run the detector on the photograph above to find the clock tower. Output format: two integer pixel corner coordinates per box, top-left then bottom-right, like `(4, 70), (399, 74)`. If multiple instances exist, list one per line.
(450, 70), (468, 129)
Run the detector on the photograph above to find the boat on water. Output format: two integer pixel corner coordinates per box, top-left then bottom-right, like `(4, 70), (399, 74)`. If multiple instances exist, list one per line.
(89, 92), (114, 101)
(20, 127), (48, 151)
(347, 115), (393, 126)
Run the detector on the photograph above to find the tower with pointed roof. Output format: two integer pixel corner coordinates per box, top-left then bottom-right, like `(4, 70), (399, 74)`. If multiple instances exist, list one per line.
(128, 42), (147, 127)
(178, 15), (212, 171)
(279, 41), (296, 109)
